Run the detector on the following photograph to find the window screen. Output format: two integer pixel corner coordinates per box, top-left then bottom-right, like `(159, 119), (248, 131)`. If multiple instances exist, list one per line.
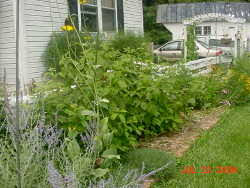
(102, 0), (116, 31)
(102, 9), (116, 31)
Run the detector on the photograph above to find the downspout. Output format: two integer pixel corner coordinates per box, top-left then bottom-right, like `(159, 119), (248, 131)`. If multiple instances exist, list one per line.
(77, 0), (82, 31)
(114, 0), (118, 32)
(97, 0), (103, 33)
(15, 0), (22, 187)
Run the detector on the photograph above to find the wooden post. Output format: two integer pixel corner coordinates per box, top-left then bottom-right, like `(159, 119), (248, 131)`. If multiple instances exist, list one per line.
(16, 0), (22, 187)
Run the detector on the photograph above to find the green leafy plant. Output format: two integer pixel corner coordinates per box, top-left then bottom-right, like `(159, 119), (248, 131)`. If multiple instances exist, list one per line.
(38, 30), (228, 153)
(107, 32), (153, 62)
(224, 55), (250, 104)
(186, 24), (198, 62)
(44, 31), (93, 72)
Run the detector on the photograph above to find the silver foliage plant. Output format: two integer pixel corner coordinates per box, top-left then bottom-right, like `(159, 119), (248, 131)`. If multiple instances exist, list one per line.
(90, 162), (172, 188)
(0, 92), (171, 188)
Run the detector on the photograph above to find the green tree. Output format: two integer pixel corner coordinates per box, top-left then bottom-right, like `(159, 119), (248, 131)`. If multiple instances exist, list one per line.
(144, 6), (171, 45)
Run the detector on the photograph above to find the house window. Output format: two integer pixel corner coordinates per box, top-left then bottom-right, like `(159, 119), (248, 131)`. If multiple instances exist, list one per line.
(102, 0), (114, 8)
(102, 0), (116, 31)
(80, 0), (117, 32)
(195, 26), (202, 35)
(204, 26), (211, 35)
(81, 3), (98, 32)
(87, 0), (97, 5)
(195, 26), (211, 36)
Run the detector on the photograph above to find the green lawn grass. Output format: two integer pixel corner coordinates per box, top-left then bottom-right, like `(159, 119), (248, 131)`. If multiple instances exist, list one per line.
(154, 104), (250, 188)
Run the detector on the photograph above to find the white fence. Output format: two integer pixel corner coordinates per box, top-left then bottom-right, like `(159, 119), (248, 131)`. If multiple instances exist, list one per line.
(153, 55), (232, 75)
(185, 56), (232, 75)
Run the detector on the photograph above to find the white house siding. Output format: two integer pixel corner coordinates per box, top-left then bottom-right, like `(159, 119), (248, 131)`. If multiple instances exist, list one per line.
(123, 0), (144, 34)
(164, 22), (250, 45)
(163, 24), (185, 40)
(23, 0), (68, 84)
(0, 0), (16, 85)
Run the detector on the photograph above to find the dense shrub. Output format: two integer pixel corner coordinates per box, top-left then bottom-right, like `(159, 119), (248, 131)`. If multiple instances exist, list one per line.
(187, 73), (225, 109)
(225, 56), (250, 105)
(44, 31), (93, 72)
(37, 32), (227, 152)
(108, 32), (152, 60)
(143, 6), (172, 45)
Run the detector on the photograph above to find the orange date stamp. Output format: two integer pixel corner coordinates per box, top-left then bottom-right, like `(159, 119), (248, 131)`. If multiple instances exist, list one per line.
(181, 166), (238, 174)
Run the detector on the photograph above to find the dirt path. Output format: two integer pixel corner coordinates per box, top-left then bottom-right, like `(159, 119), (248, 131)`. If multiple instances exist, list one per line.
(140, 106), (226, 157)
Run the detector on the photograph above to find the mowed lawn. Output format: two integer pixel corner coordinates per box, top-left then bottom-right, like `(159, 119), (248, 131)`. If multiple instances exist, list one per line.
(155, 104), (250, 188)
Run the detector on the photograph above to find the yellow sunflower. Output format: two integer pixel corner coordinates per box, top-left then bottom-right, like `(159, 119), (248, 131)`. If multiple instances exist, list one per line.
(61, 25), (75, 31)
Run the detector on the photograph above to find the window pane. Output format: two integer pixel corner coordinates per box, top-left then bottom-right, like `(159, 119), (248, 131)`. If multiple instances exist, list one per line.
(195, 26), (202, 35)
(204, 26), (211, 35)
(162, 42), (180, 50)
(102, 9), (115, 31)
(82, 5), (97, 14)
(82, 6), (98, 32)
(102, 0), (114, 8)
(87, 0), (97, 5)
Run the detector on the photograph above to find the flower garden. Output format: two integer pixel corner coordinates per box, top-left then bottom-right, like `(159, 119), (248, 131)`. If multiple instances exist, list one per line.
(0, 31), (250, 187)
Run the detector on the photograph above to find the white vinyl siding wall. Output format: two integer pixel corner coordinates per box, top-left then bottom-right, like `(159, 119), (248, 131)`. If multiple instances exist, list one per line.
(0, 0), (16, 85)
(23, 0), (68, 83)
(123, 0), (144, 34)
(0, 0), (144, 86)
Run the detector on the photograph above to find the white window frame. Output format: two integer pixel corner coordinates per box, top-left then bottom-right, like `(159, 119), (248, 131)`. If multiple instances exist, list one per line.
(77, 0), (118, 33)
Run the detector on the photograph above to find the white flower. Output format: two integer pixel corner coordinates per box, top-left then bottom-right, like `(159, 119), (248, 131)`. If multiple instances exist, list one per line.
(107, 70), (113, 73)
(71, 85), (76, 89)
(94, 65), (102, 69)
(100, 98), (109, 103)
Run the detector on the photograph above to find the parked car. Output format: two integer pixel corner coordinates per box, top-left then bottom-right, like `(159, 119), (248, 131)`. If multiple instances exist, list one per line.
(153, 40), (223, 61)
(209, 38), (234, 57)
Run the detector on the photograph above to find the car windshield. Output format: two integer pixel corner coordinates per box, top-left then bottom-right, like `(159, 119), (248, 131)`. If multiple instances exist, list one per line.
(197, 40), (209, 49)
